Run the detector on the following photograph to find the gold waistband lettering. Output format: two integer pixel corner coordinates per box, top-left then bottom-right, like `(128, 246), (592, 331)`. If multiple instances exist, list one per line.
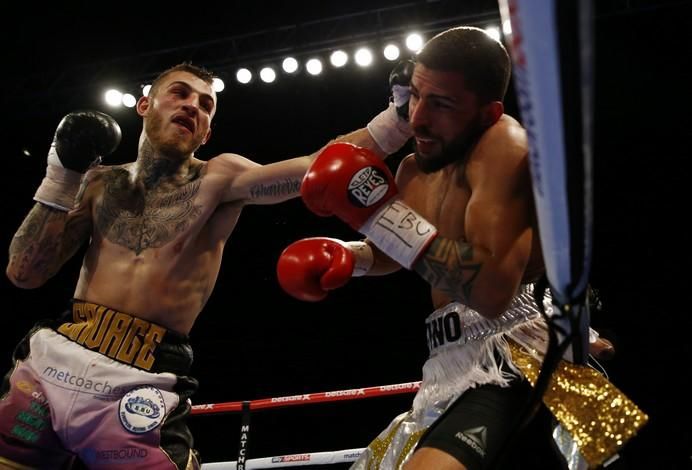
(57, 302), (166, 371)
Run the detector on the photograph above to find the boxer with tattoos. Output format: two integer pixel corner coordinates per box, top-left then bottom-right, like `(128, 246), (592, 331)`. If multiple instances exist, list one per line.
(2, 62), (410, 469)
(278, 27), (625, 470)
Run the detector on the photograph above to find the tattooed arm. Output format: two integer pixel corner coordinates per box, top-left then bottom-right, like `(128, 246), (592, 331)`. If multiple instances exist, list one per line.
(6, 179), (93, 289)
(212, 153), (307, 205)
(412, 124), (536, 319)
(215, 124), (409, 206)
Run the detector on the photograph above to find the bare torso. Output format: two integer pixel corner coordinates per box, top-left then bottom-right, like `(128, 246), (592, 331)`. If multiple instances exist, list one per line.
(3, 126), (375, 335)
(397, 115), (544, 311)
(74, 157), (247, 334)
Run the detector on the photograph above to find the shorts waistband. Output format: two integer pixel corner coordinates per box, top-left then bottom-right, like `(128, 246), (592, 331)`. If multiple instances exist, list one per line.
(54, 300), (191, 373)
(425, 284), (550, 355)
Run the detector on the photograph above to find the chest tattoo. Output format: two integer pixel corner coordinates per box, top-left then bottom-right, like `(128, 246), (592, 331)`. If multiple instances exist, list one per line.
(96, 172), (203, 254)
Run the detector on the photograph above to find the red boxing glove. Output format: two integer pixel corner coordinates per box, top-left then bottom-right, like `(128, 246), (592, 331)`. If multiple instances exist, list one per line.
(301, 142), (399, 228)
(301, 143), (438, 269)
(276, 237), (356, 302)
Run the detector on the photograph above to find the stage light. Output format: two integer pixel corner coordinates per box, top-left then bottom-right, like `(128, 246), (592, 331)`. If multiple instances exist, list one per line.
(306, 58), (323, 75)
(260, 67), (277, 83)
(282, 57), (299, 73)
(484, 26), (501, 42)
(236, 68), (252, 84)
(330, 50), (348, 67)
(383, 44), (400, 61)
(122, 93), (136, 108)
(212, 77), (225, 92)
(354, 48), (373, 67)
(405, 33), (424, 52)
(105, 89), (123, 107)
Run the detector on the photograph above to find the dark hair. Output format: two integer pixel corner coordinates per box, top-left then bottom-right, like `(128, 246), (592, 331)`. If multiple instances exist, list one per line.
(417, 26), (511, 103)
(149, 62), (215, 97)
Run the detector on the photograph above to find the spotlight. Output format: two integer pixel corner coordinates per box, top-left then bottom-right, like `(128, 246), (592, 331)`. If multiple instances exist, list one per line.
(383, 44), (400, 61)
(330, 50), (348, 67)
(354, 48), (373, 67)
(212, 77), (225, 92)
(405, 33), (424, 52)
(484, 26), (501, 42)
(306, 58), (323, 76)
(122, 93), (136, 108)
(282, 57), (299, 73)
(105, 89), (123, 107)
(260, 67), (277, 83)
(236, 68), (252, 84)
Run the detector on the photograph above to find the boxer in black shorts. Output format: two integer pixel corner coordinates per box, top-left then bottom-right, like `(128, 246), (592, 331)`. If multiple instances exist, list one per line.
(277, 26), (640, 469)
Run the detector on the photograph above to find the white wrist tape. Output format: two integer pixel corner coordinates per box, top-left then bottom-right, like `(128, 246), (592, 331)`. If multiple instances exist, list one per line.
(359, 199), (437, 269)
(391, 84), (410, 109)
(344, 241), (374, 277)
(366, 103), (412, 155)
(33, 164), (83, 211)
(588, 327), (599, 344)
(46, 142), (64, 168)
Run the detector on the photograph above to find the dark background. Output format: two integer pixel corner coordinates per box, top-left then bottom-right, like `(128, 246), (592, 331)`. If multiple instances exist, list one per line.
(1, 1), (690, 468)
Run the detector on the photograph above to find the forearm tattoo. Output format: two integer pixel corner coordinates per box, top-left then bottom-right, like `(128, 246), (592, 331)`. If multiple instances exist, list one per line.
(249, 178), (301, 200)
(9, 204), (89, 282)
(414, 237), (482, 302)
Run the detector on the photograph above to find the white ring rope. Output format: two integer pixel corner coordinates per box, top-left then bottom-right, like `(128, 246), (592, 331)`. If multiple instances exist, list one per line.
(201, 448), (365, 469)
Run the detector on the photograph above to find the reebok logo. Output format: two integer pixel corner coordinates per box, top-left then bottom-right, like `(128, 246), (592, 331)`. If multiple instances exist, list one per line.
(455, 426), (487, 457)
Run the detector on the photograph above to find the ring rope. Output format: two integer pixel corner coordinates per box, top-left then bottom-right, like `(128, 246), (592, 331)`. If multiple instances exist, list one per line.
(201, 447), (365, 469)
(191, 381), (421, 415)
(193, 382), (421, 469)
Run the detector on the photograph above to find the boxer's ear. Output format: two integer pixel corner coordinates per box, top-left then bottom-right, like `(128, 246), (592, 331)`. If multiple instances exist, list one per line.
(137, 95), (150, 116)
(480, 101), (503, 127)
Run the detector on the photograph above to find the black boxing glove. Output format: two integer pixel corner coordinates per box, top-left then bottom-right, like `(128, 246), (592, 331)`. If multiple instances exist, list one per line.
(51, 110), (121, 172)
(389, 59), (415, 120)
(34, 110), (121, 211)
(366, 61), (415, 155)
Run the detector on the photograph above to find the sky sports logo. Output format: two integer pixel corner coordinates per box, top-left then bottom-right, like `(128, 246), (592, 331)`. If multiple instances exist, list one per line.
(272, 454), (311, 463)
